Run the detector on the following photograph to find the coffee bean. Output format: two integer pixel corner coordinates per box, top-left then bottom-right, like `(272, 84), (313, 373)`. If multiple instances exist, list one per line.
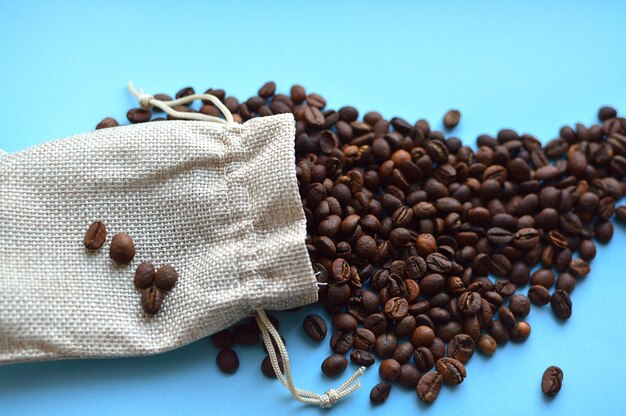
(127, 108), (151, 123)
(351, 349), (376, 367)
(96, 117), (119, 129)
(458, 291), (481, 316)
(134, 262), (155, 289)
(380, 358), (402, 381)
(109, 233), (135, 264)
(443, 110), (461, 128)
(353, 328), (376, 350)
(568, 258), (590, 277)
(234, 324), (260, 345)
(375, 333), (398, 358)
(509, 294), (531, 317)
(510, 321), (531, 342)
(478, 334), (497, 355)
(141, 286), (163, 315)
(528, 285), (551, 305)
(413, 346), (435, 372)
(261, 355), (284, 378)
(330, 331), (354, 354)
(541, 366), (563, 396)
(550, 290), (572, 320)
(83, 221), (107, 250)
(435, 357), (466, 385)
(370, 382), (392, 404)
(303, 314), (327, 341)
(210, 330), (234, 349)
(393, 342), (415, 364)
(216, 348), (239, 374)
(447, 334), (475, 364)
(321, 354), (348, 376)
(384, 297), (409, 320)
(332, 313), (358, 331)
(556, 272), (577, 293)
(398, 363), (422, 388)
(416, 371), (443, 403)
(154, 264), (178, 291)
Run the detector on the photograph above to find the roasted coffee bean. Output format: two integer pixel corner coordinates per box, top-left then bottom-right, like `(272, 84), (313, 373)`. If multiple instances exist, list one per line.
(568, 258), (590, 277)
(96, 117), (119, 129)
(416, 371), (443, 403)
(351, 349), (376, 367)
(490, 320), (510, 345)
(332, 313), (358, 331)
(261, 355), (284, 378)
(531, 268), (555, 289)
(375, 333), (398, 358)
(127, 108), (151, 123)
(109, 233), (135, 264)
(541, 366), (563, 396)
(234, 324), (260, 345)
(509, 294), (531, 317)
(134, 262), (155, 289)
(443, 109), (461, 128)
(353, 328), (376, 350)
(447, 334), (475, 364)
(330, 331), (353, 354)
(550, 290), (572, 320)
(458, 291), (481, 316)
(513, 228), (540, 250)
(216, 348), (239, 374)
(436, 357), (466, 385)
(398, 363), (422, 388)
(528, 285), (551, 305)
(321, 354), (348, 376)
(370, 382), (392, 404)
(384, 297), (409, 320)
(380, 358), (402, 381)
(411, 325), (435, 347)
(413, 346), (435, 372)
(154, 265), (178, 291)
(478, 334), (497, 356)
(510, 321), (531, 342)
(556, 273), (577, 293)
(83, 221), (107, 250)
(303, 314), (327, 341)
(426, 252), (452, 273)
(210, 330), (234, 349)
(141, 286), (163, 315)
(393, 342), (415, 364)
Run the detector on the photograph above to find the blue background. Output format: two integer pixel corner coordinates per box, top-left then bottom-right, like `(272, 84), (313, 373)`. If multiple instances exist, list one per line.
(1, 1), (625, 415)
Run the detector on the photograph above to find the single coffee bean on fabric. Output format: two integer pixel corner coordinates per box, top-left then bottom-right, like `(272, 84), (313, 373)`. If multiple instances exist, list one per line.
(141, 286), (163, 315)
(541, 366), (563, 396)
(216, 348), (239, 374)
(83, 221), (107, 250)
(155, 264), (178, 291)
(134, 262), (155, 289)
(109, 233), (135, 264)
(370, 382), (392, 404)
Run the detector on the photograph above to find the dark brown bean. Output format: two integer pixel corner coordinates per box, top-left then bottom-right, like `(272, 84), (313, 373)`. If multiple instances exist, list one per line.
(541, 366), (563, 396)
(109, 233), (135, 264)
(216, 348), (239, 374)
(416, 371), (443, 403)
(322, 354), (348, 376)
(83, 221), (107, 250)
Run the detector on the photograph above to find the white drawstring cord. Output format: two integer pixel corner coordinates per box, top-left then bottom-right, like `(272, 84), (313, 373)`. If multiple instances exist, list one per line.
(254, 309), (366, 408)
(127, 81), (234, 124)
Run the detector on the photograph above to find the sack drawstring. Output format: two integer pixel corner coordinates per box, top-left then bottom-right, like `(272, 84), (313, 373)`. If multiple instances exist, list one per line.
(127, 81), (234, 124)
(254, 309), (366, 408)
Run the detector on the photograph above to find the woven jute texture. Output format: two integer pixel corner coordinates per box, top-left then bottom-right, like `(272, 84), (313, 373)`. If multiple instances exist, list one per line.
(0, 114), (317, 364)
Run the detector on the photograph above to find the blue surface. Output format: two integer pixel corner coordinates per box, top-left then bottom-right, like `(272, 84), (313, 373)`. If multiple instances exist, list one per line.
(1, 1), (626, 415)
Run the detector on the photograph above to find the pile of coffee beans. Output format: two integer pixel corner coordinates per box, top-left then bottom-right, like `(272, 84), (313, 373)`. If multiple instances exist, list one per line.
(97, 84), (626, 404)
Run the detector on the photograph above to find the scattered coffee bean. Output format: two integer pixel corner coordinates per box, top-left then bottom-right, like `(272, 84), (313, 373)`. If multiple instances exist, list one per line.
(379, 358), (402, 381)
(436, 357), (466, 385)
(261, 355), (284, 378)
(155, 264), (178, 291)
(134, 262), (155, 289)
(141, 286), (163, 315)
(417, 371), (443, 403)
(83, 221), (107, 250)
(95, 117), (119, 130)
(350, 349), (376, 367)
(550, 290), (572, 320)
(321, 354), (348, 376)
(216, 348), (239, 374)
(541, 366), (563, 396)
(443, 109), (461, 128)
(303, 314), (327, 341)
(370, 382), (392, 404)
(109, 233), (135, 264)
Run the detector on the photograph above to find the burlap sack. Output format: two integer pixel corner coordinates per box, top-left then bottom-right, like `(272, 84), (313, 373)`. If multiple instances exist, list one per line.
(0, 113), (318, 364)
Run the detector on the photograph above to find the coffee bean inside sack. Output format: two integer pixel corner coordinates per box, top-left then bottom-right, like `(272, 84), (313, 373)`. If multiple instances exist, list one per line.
(98, 84), (626, 406)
